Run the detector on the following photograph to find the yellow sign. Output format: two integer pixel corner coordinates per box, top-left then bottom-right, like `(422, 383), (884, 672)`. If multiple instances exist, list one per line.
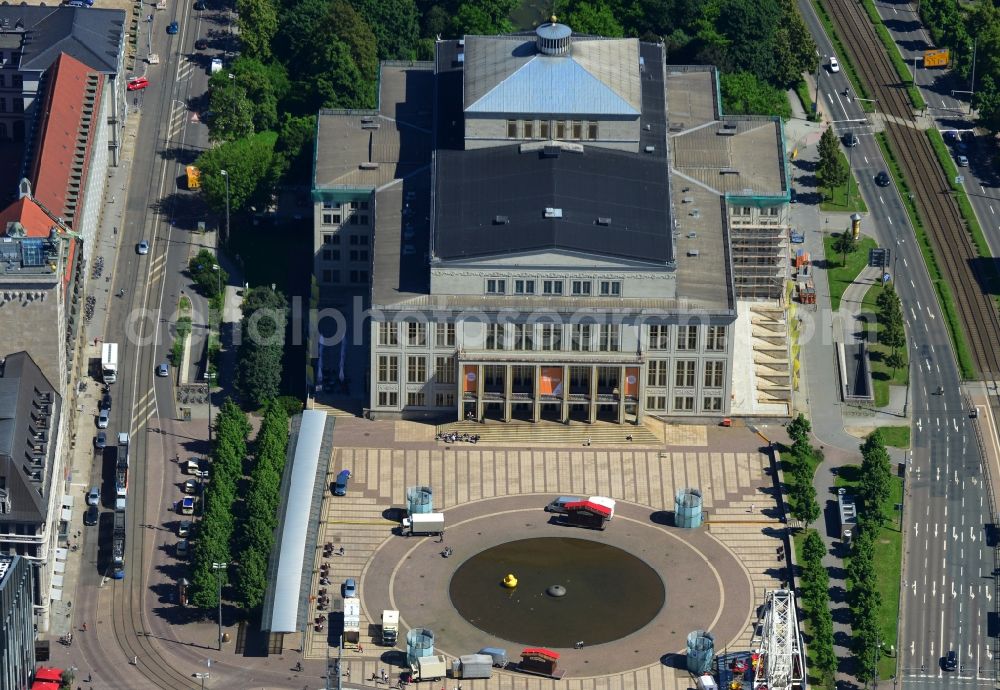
(924, 48), (949, 68)
(185, 165), (201, 190)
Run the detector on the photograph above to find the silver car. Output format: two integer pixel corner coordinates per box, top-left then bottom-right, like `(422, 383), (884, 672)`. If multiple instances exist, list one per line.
(97, 408), (109, 428)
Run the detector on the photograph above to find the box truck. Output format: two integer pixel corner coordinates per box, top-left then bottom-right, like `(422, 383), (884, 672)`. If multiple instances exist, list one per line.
(101, 342), (118, 384)
(343, 596), (360, 649)
(408, 654), (447, 682)
(402, 512), (444, 536)
(381, 609), (399, 646)
(451, 654), (493, 679)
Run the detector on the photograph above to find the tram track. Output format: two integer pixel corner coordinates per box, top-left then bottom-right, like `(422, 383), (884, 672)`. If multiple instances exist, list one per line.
(821, 0), (1000, 380)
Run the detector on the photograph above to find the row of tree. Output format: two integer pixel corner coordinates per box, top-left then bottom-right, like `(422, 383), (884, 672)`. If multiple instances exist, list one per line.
(190, 399), (252, 607)
(818, 126), (850, 202)
(785, 414), (821, 524)
(234, 401), (291, 609)
(800, 529), (838, 684)
(875, 285), (906, 377)
(918, 0), (1000, 135)
(235, 285), (289, 409)
(848, 430), (895, 683)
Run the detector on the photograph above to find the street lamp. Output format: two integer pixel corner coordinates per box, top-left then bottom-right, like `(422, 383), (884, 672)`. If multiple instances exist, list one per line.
(219, 169), (230, 246)
(194, 672), (209, 690)
(211, 562), (228, 650)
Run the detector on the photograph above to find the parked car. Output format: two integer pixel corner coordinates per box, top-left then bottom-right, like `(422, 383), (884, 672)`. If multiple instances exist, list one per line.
(210, 58), (223, 73)
(86, 486), (101, 506)
(195, 37), (208, 49)
(956, 154), (969, 167)
(332, 469), (351, 496)
(828, 56), (840, 72)
(183, 479), (199, 494)
(156, 362), (169, 377)
(790, 231), (805, 244)
(97, 408), (109, 428)
(343, 578), (357, 598)
(84, 505), (99, 526)
(127, 76), (150, 91)
(874, 171), (890, 186)
(100, 392), (112, 412)
(137, 240), (150, 254)
(94, 431), (107, 449)
(167, 21), (179, 34)
(179, 496), (196, 514)
(177, 520), (192, 537)
(842, 132), (858, 147)
(943, 650), (958, 671)
(545, 496), (583, 514)
(177, 539), (189, 558)
(193, 0), (206, 8)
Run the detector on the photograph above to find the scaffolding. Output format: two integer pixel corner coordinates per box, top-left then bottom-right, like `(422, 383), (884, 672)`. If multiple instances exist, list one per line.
(729, 223), (788, 299)
(749, 589), (806, 690)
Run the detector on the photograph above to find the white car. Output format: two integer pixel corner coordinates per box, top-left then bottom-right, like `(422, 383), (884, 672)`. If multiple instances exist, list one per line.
(210, 58), (223, 74)
(829, 57), (840, 73)
(137, 240), (150, 254)
(97, 408), (109, 428)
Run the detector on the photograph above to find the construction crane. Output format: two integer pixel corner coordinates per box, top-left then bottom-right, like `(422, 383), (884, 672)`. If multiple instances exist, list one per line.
(749, 589), (806, 690)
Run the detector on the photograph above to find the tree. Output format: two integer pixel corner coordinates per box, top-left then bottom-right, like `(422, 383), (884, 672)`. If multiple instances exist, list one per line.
(560, 0), (624, 37)
(886, 349), (906, 377)
(236, 287), (288, 408)
(787, 413), (811, 444)
(719, 71), (792, 118)
(195, 131), (279, 214)
(272, 114), (316, 183)
(803, 528), (826, 562)
(790, 479), (820, 523)
(207, 74), (256, 143)
(188, 249), (228, 298)
(832, 231), (857, 266)
(237, 0), (279, 61)
(349, 0), (419, 59)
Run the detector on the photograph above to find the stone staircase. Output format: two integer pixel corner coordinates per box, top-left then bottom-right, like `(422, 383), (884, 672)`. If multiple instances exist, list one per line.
(436, 419), (662, 446)
(749, 305), (792, 413)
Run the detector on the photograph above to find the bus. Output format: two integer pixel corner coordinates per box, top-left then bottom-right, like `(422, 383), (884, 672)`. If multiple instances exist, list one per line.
(186, 165), (201, 190)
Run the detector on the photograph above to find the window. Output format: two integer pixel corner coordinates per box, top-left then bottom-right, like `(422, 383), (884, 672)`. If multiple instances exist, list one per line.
(435, 324), (455, 348)
(360, 201), (370, 210)
(486, 279), (506, 295)
(572, 121), (582, 139)
(556, 122), (566, 139)
(647, 360), (668, 387)
(323, 234), (334, 245)
(322, 213), (334, 225)
(674, 395), (695, 411)
(407, 356), (427, 383)
(648, 325), (669, 350)
(512, 324), (533, 351)
(703, 396), (723, 412)
(378, 323), (398, 346)
(349, 235), (359, 245)
(350, 215), (359, 225)
(599, 281), (621, 296)
(514, 279), (535, 294)
(646, 395), (666, 411)
(704, 361), (725, 388)
(331, 235), (340, 244)
(377, 355), (398, 383)
(675, 360), (696, 388)
(321, 249), (332, 260)
(435, 393), (456, 408)
(349, 250), (369, 262)
(350, 270), (369, 283)
(321, 269), (331, 283)
(406, 322), (426, 346)
(543, 280), (563, 295)
(486, 324), (504, 350)
(676, 325), (698, 351)
(571, 324), (592, 351)
(540, 120), (550, 139)
(12, 75), (22, 88)
(766, 207), (779, 216)
(349, 270), (359, 283)
(330, 270), (340, 283)
(572, 280), (592, 296)
(378, 391), (398, 407)
(436, 356), (456, 384)
(359, 236), (369, 245)
(588, 121), (598, 139)
(406, 392), (425, 407)
(598, 324), (619, 352)
(507, 120), (517, 138)
(706, 326), (727, 351)
(524, 121), (534, 139)
(540, 324), (561, 351)
(741, 206), (751, 215)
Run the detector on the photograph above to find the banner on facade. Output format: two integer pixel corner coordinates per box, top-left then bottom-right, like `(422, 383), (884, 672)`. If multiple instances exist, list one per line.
(463, 366), (478, 393)
(539, 367), (564, 396)
(624, 367), (639, 398)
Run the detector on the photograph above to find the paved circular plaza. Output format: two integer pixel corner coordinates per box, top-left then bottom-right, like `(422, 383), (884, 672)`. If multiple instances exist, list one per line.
(362, 495), (756, 677)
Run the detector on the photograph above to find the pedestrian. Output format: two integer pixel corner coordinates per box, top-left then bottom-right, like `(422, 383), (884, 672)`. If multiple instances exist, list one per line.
(749, 503), (755, 513)
(82, 622), (87, 632)
(339, 546), (345, 556)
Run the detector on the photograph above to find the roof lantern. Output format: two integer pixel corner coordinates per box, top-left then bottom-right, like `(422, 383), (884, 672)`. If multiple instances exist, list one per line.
(536, 17), (572, 56)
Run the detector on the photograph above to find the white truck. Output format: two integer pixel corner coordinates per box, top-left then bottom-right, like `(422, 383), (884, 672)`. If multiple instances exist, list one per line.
(451, 653), (494, 679)
(343, 596), (360, 649)
(101, 342), (118, 384)
(381, 609), (399, 646)
(408, 654), (447, 682)
(402, 512), (444, 536)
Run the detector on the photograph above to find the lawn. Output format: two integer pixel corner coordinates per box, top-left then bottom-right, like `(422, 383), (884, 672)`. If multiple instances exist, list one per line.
(837, 465), (904, 679)
(820, 151), (868, 213)
(823, 234), (877, 312)
(861, 283), (910, 408)
(876, 425), (910, 449)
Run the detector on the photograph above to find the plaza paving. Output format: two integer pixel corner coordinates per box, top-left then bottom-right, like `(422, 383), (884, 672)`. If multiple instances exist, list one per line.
(304, 419), (786, 689)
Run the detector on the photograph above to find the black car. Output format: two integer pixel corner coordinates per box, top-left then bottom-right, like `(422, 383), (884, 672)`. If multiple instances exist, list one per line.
(842, 132), (858, 147)
(84, 504), (99, 526)
(944, 650), (958, 671)
(874, 171), (890, 187)
(193, 0), (205, 8)
(100, 392), (112, 412)
(195, 38), (208, 50)
(94, 431), (107, 449)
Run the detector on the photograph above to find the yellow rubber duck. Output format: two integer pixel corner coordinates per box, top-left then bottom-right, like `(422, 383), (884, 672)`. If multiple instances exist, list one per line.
(502, 573), (518, 588)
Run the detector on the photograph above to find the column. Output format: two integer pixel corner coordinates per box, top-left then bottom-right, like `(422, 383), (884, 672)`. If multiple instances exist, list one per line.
(588, 364), (598, 424)
(503, 364), (513, 422)
(561, 364), (570, 423)
(475, 364), (484, 422)
(618, 365), (627, 424)
(532, 364), (541, 422)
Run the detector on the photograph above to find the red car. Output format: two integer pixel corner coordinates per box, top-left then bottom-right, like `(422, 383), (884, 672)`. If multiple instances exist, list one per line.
(127, 76), (150, 91)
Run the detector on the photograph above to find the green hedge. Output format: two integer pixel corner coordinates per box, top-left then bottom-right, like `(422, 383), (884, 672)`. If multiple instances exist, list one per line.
(812, 0), (874, 110)
(860, 0), (925, 109)
(875, 133), (977, 379)
(795, 79), (820, 121)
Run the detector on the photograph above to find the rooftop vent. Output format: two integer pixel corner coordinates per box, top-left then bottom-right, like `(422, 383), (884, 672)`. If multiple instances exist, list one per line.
(597, 217), (611, 226)
(361, 121), (380, 130)
(687, 249), (700, 257)
(536, 19), (572, 56)
(543, 208), (563, 219)
(493, 215), (510, 225)
(719, 168), (739, 175)
(359, 162), (379, 170)
(644, 145), (655, 153)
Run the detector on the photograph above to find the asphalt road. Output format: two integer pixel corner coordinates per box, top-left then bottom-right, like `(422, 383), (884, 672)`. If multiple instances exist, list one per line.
(797, 0), (995, 683)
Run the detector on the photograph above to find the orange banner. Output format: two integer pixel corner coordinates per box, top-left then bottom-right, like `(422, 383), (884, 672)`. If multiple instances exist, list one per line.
(624, 367), (639, 397)
(539, 367), (564, 396)
(463, 365), (478, 393)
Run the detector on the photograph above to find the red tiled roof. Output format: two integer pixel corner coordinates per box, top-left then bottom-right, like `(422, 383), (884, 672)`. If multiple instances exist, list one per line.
(27, 52), (104, 228)
(0, 197), (60, 238)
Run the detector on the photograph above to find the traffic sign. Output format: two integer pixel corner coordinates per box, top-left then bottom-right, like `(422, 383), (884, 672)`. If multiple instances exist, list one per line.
(883, 272), (891, 284)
